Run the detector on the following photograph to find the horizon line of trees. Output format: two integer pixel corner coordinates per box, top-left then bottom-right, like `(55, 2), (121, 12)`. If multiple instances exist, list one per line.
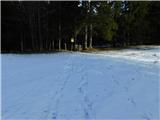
(1, 1), (160, 52)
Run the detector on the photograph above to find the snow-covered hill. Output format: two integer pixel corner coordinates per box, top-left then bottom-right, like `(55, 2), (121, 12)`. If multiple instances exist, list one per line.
(1, 46), (160, 119)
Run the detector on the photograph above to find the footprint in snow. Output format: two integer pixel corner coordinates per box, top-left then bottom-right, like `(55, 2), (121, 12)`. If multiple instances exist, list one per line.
(52, 112), (57, 119)
(84, 111), (89, 119)
(124, 86), (129, 92)
(128, 98), (136, 107)
(110, 65), (113, 67)
(78, 87), (82, 93)
(113, 79), (119, 85)
(153, 61), (158, 64)
(43, 110), (48, 113)
(141, 113), (151, 120)
(153, 54), (157, 57)
(132, 78), (135, 81)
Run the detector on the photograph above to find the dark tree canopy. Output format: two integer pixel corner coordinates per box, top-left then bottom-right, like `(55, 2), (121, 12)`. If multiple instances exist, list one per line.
(1, 1), (160, 52)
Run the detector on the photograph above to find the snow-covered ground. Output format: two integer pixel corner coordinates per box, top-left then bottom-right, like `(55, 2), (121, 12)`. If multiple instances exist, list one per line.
(1, 46), (160, 119)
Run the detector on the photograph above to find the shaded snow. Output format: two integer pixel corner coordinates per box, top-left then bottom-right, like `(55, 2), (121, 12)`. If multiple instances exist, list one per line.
(1, 46), (160, 119)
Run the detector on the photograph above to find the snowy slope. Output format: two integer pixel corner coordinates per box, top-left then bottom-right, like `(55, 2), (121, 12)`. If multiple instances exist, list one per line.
(1, 46), (160, 119)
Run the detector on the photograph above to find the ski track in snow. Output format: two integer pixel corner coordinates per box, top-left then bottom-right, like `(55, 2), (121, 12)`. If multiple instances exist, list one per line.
(1, 46), (160, 119)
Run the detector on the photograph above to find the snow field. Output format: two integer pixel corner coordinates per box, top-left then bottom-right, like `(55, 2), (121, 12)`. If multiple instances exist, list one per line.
(1, 46), (160, 119)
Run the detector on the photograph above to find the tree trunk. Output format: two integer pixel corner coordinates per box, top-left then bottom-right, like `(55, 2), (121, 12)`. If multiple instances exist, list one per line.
(20, 31), (24, 52)
(74, 32), (77, 45)
(29, 8), (35, 51)
(74, 32), (77, 49)
(46, 5), (49, 50)
(89, 24), (92, 48)
(38, 6), (43, 51)
(64, 43), (67, 50)
(19, 2), (24, 52)
(88, 1), (92, 49)
(84, 25), (88, 50)
(58, 24), (61, 50)
(58, 3), (61, 51)
(52, 40), (55, 50)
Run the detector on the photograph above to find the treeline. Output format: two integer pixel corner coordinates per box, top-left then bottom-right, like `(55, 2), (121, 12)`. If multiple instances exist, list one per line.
(1, 1), (160, 52)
